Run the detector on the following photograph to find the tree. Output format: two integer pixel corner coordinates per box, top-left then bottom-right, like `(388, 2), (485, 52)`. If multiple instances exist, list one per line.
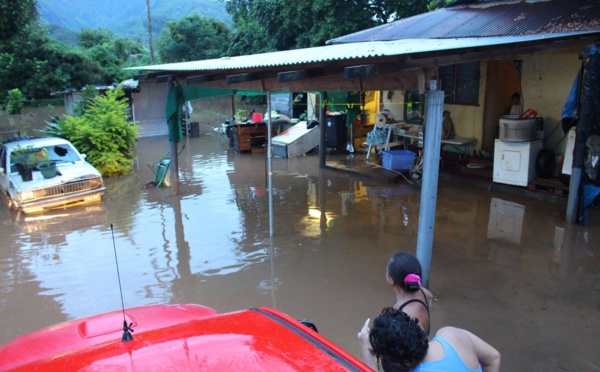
(146, 0), (155, 64)
(156, 14), (231, 63)
(225, 0), (375, 55)
(0, 22), (107, 100)
(76, 28), (145, 83)
(77, 28), (115, 48)
(225, 0), (450, 55)
(0, 0), (37, 45)
(0, 22), (145, 100)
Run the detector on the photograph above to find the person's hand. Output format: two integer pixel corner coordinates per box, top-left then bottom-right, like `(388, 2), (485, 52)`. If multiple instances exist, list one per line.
(358, 318), (377, 370)
(358, 318), (371, 349)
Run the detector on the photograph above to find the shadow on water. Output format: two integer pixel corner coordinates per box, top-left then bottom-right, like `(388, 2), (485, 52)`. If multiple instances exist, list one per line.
(0, 125), (599, 370)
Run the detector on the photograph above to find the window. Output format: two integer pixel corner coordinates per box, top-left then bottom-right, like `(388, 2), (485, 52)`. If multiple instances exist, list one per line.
(404, 90), (424, 125)
(438, 61), (481, 105)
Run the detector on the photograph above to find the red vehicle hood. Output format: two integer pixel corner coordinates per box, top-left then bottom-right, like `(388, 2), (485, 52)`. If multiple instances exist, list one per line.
(0, 304), (370, 371)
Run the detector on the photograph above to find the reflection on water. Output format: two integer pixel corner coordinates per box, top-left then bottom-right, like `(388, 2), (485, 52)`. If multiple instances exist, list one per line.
(0, 126), (599, 370)
(487, 197), (524, 245)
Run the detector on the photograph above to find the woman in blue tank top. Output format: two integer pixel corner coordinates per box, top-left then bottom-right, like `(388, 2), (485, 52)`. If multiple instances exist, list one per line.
(358, 308), (500, 372)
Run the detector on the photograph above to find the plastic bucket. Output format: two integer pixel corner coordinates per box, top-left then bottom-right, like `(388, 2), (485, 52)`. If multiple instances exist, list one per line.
(251, 112), (263, 123)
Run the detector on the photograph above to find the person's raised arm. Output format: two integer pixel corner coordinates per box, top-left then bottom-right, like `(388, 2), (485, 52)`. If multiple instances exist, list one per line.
(464, 329), (501, 372)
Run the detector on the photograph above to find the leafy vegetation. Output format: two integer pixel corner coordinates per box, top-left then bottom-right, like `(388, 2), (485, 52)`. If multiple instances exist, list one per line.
(73, 85), (99, 117)
(1, 0), (451, 105)
(6, 89), (25, 114)
(0, 0), (37, 46)
(225, 0), (451, 55)
(42, 87), (139, 177)
(11, 145), (40, 171)
(157, 14), (231, 63)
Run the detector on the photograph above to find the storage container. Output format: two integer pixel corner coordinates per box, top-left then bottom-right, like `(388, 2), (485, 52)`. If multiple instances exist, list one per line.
(499, 115), (536, 142)
(382, 150), (416, 171)
(325, 114), (347, 149)
(251, 112), (263, 123)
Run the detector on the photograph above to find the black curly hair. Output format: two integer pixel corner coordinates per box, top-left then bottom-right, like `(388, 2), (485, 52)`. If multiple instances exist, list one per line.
(387, 252), (422, 292)
(369, 307), (429, 371)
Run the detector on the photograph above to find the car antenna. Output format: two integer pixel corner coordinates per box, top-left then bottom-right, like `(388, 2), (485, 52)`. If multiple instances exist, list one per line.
(111, 223), (134, 342)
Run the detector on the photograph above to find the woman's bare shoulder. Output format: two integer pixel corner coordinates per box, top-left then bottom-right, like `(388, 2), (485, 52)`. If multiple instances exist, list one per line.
(435, 327), (469, 343)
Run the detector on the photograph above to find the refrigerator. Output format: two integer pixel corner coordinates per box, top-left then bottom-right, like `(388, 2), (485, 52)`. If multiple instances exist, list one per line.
(493, 139), (542, 186)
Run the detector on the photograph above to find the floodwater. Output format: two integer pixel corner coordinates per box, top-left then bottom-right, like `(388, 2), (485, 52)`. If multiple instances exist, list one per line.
(0, 124), (599, 371)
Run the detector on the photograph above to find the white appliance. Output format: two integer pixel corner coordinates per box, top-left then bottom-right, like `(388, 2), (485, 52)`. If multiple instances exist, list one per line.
(493, 139), (542, 186)
(272, 121), (319, 158)
(562, 127), (576, 175)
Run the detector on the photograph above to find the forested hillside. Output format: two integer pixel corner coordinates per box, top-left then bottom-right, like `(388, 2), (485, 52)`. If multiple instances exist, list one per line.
(37, 0), (230, 42)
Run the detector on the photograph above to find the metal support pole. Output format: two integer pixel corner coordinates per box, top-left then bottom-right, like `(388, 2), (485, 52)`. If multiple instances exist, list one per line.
(267, 92), (274, 237)
(319, 92), (326, 168)
(170, 140), (179, 195)
(416, 90), (444, 288)
(167, 81), (180, 195)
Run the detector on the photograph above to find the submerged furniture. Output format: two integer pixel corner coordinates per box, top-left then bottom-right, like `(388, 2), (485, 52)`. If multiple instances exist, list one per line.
(272, 121), (319, 158)
(233, 122), (277, 153)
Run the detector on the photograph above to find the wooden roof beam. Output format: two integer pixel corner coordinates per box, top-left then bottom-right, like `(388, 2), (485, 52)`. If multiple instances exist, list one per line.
(226, 73), (258, 84)
(344, 64), (379, 79)
(156, 75), (174, 83)
(186, 75), (217, 84)
(277, 69), (323, 82)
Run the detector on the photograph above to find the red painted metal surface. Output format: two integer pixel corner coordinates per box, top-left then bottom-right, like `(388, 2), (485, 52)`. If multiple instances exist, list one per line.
(0, 304), (370, 371)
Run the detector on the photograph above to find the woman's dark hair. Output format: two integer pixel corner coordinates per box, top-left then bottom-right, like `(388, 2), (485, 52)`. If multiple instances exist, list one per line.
(369, 307), (429, 371)
(387, 252), (422, 292)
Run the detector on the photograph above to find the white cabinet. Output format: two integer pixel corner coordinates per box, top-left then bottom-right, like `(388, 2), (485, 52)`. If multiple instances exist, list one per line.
(493, 139), (542, 186)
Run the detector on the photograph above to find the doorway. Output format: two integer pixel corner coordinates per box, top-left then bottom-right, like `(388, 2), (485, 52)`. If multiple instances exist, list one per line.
(482, 60), (522, 151)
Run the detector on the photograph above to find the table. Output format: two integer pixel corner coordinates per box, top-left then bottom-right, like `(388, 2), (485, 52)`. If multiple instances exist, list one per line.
(397, 131), (477, 157)
(233, 123), (278, 152)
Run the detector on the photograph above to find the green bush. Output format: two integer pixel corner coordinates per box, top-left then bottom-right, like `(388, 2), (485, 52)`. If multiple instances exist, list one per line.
(73, 85), (99, 116)
(41, 86), (138, 177)
(6, 88), (25, 114)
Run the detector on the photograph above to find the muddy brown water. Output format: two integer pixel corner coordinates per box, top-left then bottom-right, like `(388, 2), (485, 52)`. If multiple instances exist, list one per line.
(0, 125), (598, 371)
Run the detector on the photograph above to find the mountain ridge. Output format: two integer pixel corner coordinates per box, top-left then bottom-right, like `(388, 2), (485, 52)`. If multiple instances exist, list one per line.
(37, 0), (231, 42)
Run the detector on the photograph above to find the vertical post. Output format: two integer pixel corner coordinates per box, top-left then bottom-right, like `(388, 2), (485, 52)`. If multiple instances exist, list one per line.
(167, 81), (180, 195)
(267, 92), (274, 237)
(231, 94), (236, 120)
(170, 141), (179, 195)
(319, 92), (327, 168)
(416, 90), (444, 287)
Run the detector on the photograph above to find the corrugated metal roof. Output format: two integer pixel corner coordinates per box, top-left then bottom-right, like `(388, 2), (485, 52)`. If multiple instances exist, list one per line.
(127, 31), (597, 73)
(327, 0), (600, 44)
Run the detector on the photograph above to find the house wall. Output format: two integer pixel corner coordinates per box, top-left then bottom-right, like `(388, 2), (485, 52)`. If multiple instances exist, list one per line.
(520, 51), (581, 157)
(429, 51), (581, 157)
(381, 91), (404, 120)
(133, 81), (169, 137)
(443, 62), (487, 150)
